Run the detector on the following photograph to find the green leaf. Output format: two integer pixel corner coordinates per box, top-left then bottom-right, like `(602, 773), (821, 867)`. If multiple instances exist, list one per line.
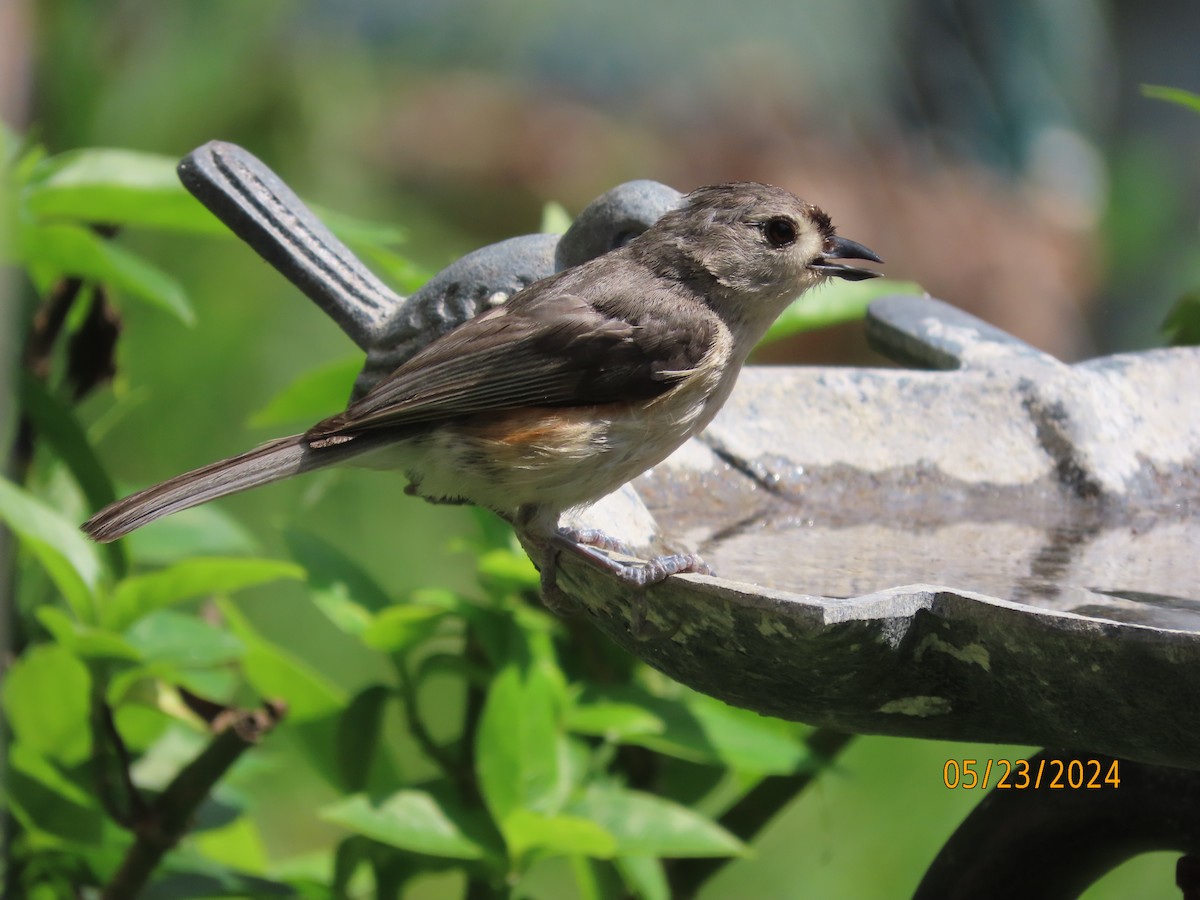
(683, 693), (810, 774)
(353, 242), (432, 295)
(125, 503), (261, 565)
(320, 791), (491, 860)
(1163, 290), (1200, 347)
(20, 373), (120, 521)
(2, 645), (92, 765)
(759, 279), (922, 347)
(568, 856), (609, 900)
(415, 651), (489, 690)
(566, 701), (665, 740)
(284, 528), (393, 632)
(503, 809), (617, 861)
(361, 604), (448, 654)
(576, 687), (807, 773)
(451, 603), (513, 670)
(332, 836), (374, 898)
(615, 856), (670, 900)
(106, 656), (239, 710)
(6, 743), (104, 845)
(129, 855), (296, 898)
(244, 643), (346, 721)
(8, 742), (99, 811)
(21, 221), (193, 323)
(22, 375), (126, 578)
(191, 815), (271, 878)
(1142, 84), (1200, 116)
(575, 689), (716, 765)
(569, 785), (745, 858)
(111, 703), (172, 753)
(336, 685), (393, 793)
(540, 200), (573, 235)
(217, 597), (347, 720)
(23, 147), (226, 233)
(286, 710), (366, 798)
(249, 356), (360, 428)
(105, 556), (304, 631)
(125, 610), (244, 668)
(313, 205), (408, 247)
(475, 662), (569, 829)
(0, 474), (102, 622)
(476, 548), (540, 596)
(36, 606), (141, 661)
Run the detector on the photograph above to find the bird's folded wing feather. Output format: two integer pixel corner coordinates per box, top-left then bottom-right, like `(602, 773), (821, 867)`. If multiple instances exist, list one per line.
(306, 287), (716, 440)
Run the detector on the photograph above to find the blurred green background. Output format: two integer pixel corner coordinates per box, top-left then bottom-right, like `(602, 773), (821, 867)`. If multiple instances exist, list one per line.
(4, 0), (1199, 897)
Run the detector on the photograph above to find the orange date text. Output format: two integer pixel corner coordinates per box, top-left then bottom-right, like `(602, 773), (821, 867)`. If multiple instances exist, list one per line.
(942, 758), (1120, 790)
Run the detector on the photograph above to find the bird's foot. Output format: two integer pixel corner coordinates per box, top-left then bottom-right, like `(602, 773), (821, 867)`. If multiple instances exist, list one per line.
(548, 530), (713, 639)
(553, 527), (713, 584)
(556, 526), (636, 555)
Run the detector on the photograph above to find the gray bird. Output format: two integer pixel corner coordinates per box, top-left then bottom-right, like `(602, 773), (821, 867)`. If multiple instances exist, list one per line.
(83, 183), (881, 605)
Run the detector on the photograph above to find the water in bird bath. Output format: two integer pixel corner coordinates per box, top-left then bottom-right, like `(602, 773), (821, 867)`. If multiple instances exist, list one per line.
(636, 464), (1200, 632)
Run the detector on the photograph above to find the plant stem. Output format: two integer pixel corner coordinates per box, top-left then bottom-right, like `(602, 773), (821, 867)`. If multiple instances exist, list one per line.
(92, 694), (146, 827)
(397, 662), (476, 802)
(100, 700), (285, 900)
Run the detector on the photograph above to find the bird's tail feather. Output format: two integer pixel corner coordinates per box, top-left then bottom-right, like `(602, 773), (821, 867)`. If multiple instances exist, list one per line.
(82, 434), (366, 543)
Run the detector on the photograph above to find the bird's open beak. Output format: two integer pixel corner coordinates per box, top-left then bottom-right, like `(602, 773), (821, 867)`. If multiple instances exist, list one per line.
(809, 235), (883, 281)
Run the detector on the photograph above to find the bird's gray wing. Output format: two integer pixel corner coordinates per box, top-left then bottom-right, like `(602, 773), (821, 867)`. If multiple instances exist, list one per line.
(306, 284), (716, 441)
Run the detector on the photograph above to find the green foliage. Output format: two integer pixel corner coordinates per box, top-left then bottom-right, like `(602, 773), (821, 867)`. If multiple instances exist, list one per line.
(540, 200), (574, 236)
(3, 135), (844, 899)
(248, 356), (362, 429)
(1141, 84), (1200, 116)
(1163, 291), (1200, 346)
(3, 137), (417, 327)
(0, 475), (104, 622)
(320, 791), (497, 861)
(1142, 84), (1200, 347)
(760, 278), (922, 347)
(8, 144), (195, 323)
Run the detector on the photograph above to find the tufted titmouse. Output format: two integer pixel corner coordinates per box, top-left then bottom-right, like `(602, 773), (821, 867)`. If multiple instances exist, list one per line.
(83, 182), (881, 604)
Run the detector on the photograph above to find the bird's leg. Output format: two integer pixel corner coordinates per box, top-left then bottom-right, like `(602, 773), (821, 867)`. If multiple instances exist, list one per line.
(515, 505), (578, 616)
(551, 532), (713, 585)
(535, 544), (578, 616)
(556, 526), (636, 555)
(549, 535), (702, 640)
(556, 524), (714, 581)
(516, 506), (713, 634)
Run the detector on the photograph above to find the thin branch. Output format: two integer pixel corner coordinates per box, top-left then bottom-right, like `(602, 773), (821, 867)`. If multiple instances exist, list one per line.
(100, 700), (285, 900)
(91, 695), (147, 827)
(396, 663), (476, 802)
(65, 285), (121, 401)
(458, 631), (488, 770)
(10, 276), (85, 479)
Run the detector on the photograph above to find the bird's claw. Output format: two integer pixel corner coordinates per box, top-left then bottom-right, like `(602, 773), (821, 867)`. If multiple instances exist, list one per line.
(536, 530), (711, 639)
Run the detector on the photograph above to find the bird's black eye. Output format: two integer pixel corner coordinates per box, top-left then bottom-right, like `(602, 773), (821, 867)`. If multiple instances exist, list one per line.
(763, 217), (797, 248)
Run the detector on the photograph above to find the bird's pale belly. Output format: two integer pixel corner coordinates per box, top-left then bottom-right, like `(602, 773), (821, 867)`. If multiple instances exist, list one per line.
(371, 392), (712, 522)
(361, 343), (736, 524)
(410, 404), (687, 516)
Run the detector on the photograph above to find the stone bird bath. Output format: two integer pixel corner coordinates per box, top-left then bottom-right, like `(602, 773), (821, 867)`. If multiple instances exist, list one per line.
(183, 143), (1200, 773)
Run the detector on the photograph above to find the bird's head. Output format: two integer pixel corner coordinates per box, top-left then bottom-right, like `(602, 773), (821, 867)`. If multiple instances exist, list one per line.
(637, 182), (882, 309)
